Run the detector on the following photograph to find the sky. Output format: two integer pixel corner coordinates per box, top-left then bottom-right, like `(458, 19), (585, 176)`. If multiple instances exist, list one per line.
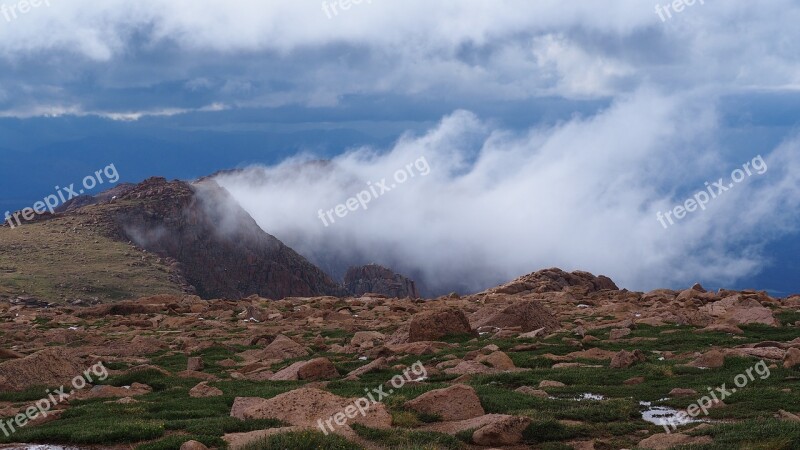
(1, 1), (800, 295)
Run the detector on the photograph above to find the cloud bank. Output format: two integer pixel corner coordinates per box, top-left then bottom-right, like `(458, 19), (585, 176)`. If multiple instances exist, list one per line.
(215, 90), (800, 294)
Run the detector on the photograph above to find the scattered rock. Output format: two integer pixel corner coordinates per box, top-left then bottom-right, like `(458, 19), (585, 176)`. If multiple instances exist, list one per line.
(190, 381), (223, 398)
(784, 348), (800, 368)
(475, 351), (516, 370)
(187, 357), (204, 371)
(610, 350), (646, 369)
(688, 350), (726, 369)
(515, 386), (549, 397)
(609, 328), (632, 340)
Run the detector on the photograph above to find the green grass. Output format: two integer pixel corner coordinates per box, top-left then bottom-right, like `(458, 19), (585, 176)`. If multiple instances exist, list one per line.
(352, 424), (463, 449)
(685, 419), (800, 449)
(238, 430), (364, 450)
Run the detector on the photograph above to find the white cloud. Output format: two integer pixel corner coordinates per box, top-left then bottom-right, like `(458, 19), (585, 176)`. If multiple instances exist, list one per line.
(214, 90), (800, 293)
(1, 0), (800, 115)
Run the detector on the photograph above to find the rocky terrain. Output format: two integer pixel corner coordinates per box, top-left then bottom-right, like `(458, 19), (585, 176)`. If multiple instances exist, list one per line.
(0, 268), (798, 449)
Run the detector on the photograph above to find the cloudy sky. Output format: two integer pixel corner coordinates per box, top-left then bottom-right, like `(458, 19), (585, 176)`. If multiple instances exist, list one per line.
(2, 1), (800, 294)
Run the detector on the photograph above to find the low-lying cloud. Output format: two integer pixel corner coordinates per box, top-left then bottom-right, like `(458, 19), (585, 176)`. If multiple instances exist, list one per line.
(215, 89), (800, 295)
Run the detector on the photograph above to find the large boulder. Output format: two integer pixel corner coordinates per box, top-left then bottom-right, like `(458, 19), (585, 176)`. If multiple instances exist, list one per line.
(700, 295), (779, 326)
(241, 334), (309, 363)
(231, 387), (392, 430)
(688, 350), (726, 369)
(271, 357), (338, 381)
(408, 308), (476, 343)
(472, 300), (560, 333)
(472, 415), (532, 446)
(189, 382), (224, 398)
(610, 350), (646, 369)
(638, 433), (713, 449)
(405, 384), (484, 421)
(0, 348), (87, 392)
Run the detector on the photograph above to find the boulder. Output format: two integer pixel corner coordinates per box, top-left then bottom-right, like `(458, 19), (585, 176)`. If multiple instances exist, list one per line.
(405, 384), (484, 421)
(187, 357), (204, 371)
(231, 388), (391, 430)
(189, 382), (223, 398)
(785, 348), (800, 368)
(408, 308), (476, 342)
(610, 350), (646, 369)
(180, 440), (208, 450)
(637, 433), (713, 449)
(472, 300), (560, 333)
(297, 357), (339, 381)
(472, 415), (531, 446)
(688, 350), (726, 369)
(515, 386), (549, 398)
(475, 351), (516, 370)
(700, 295), (779, 326)
(0, 348), (87, 392)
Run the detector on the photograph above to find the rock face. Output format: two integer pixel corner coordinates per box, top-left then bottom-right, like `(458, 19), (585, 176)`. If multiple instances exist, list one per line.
(344, 264), (419, 298)
(111, 177), (346, 300)
(405, 384), (485, 421)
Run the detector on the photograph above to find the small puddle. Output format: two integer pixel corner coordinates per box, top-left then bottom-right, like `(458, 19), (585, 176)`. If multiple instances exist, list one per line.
(576, 393), (606, 401)
(640, 401), (703, 428)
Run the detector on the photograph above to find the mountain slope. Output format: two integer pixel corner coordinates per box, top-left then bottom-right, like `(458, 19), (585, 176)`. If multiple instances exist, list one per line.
(0, 177), (345, 302)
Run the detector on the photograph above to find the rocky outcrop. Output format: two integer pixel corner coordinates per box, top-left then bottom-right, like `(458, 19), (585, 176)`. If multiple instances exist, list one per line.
(344, 264), (419, 298)
(485, 268), (618, 296)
